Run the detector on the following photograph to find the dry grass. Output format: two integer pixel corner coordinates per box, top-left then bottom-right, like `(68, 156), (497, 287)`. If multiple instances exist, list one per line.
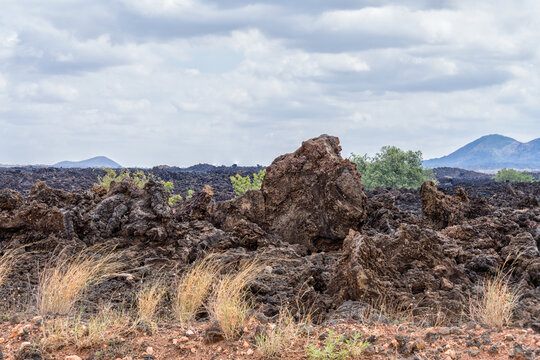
(255, 308), (305, 358)
(208, 260), (263, 340)
(136, 279), (166, 326)
(352, 295), (415, 325)
(37, 247), (124, 315)
(0, 248), (20, 287)
(173, 257), (219, 324)
(41, 306), (134, 350)
(470, 270), (520, 328)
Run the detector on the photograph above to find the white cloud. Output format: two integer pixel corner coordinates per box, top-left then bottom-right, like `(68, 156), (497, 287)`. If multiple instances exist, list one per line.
(0, 0), (538, 166)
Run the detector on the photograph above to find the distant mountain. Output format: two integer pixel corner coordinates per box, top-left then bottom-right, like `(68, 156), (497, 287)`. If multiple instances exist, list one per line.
(424, 134), (540, 171)
(53, 156), (122, 169)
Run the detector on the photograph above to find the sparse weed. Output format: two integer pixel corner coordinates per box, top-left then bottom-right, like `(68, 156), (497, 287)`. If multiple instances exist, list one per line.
(37, 247), (124, 315)
(136, 279), (166, 327)
(168, 194), (183, 206)
(255, 308), (303, 358)
(306, 330), (369, 360)
(470, 269), (520, 328)
(41, 306), (134, 350)
(0, 248), (20, 287)
(174, 257), (218, 324)
(208, 260), (262, 340)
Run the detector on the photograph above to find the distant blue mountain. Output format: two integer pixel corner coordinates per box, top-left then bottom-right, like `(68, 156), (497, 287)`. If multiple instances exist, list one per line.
(53, 156), (122, 168)
(424, 134), (540, 171)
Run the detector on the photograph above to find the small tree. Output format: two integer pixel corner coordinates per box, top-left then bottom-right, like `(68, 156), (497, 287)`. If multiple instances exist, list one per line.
(230, 169), (266, 196)
(350, 146), (434, 190)
(493, 168), (534, 183)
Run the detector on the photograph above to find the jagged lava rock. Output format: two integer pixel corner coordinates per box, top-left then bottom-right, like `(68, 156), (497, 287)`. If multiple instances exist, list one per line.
(211, 134), (368, 251)
(262, 134), (368, 250)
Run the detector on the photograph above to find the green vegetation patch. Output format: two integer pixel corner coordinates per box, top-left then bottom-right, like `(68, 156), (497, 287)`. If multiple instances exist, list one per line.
(95, 168), (193, 205)
(230, 169), (266, 196)
(493, 168), (535, 183)
(350, 146), (435, 190)
(307, 330), (370, 360)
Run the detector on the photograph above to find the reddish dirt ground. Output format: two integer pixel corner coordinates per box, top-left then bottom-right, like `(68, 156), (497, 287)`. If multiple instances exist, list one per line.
(1, 315), (539, 360)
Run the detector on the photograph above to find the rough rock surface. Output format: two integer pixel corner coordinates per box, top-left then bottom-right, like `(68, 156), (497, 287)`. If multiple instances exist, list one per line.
(212, 134), (368, 252)
(333, 181), (540, 327)
(0, 134), (539, 331)
(262, 134), (368, 250)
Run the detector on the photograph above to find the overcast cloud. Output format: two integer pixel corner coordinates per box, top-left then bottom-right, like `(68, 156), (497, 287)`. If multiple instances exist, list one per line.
(1, 0), (539, 167)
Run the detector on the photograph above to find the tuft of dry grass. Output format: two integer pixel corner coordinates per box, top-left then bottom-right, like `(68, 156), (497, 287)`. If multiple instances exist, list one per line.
(136, 279), (166, 326)
(41, 306), (134, 350)
(174, 257), (218, 324)
(208, 260), (263, 340)
(255, 308), (305, 358)
(470, 270), (520, 328)
(37, 247), (124, 315)
(0, 248), (20, 287)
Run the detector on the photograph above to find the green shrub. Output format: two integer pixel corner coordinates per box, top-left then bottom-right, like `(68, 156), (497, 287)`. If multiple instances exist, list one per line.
(350, 146), (435, 190)
(96, 168), (194, 205)
(307, 330), (369, 360)
(493, 168), (535, 183)
(230, 169), (266, 196)
(96, 168), (150, 191)
(168, 194), (183, 206)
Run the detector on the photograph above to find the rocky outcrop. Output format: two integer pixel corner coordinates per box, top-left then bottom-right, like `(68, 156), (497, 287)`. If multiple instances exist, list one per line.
(420, 181), (491, 229)
(0, 185), (65, 234)
(262, 134), (367, 250)
(0, 189), (23, 210)
(329, 225), (470, 319)
(212, 134), (368, 251)
(0, 134), (538, 329)
(173, 185), (214, 222)
(420, 181), (469, 229)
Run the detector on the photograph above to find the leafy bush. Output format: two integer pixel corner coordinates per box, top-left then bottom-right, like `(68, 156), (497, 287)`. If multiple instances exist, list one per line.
(96, 168), (194, 205)
(350, 146), (435, 190)
(168, 194), (183, 206)
(493, 168), (535, 183)
(307, 330), (369, 360)
(96, 168), (150, 191)
(230, 169), (266, 196)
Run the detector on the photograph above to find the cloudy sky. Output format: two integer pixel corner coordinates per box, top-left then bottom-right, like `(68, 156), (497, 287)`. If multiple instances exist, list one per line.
(1, 0), (539, 167)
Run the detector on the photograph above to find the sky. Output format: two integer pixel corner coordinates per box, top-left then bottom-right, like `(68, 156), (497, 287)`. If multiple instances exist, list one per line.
(1, 0), (539, 167)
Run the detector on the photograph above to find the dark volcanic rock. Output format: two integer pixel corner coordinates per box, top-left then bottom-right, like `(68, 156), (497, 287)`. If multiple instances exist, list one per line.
(262, 134), (368, 250)
(0, 188), (23, 210)
(212, 134), (368, 252)
(0, 134), (539, 330)
(420, 181), (491, 229)
(173, 184), (214, 222)
(329, 225), (470, 319)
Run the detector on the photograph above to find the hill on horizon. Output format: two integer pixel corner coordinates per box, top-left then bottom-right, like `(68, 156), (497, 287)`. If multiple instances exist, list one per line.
(424, 134), (540, 171)
(53, 156), (122, 168)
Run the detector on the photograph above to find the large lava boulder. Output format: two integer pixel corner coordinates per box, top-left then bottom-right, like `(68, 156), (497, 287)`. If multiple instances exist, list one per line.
(211, 134), (368, 251)
(262, 134), (367, 250)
